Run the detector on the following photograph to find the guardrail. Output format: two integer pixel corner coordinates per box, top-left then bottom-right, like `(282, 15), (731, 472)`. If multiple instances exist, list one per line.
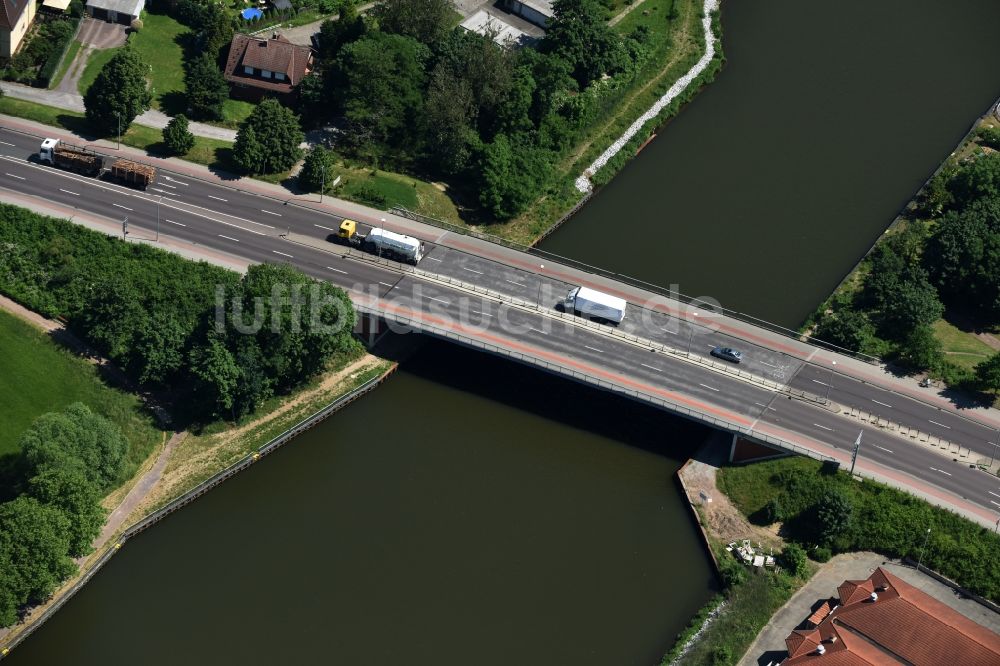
(339, 246), (829, 407)
(357, 302), (836, 466)
(0, 368), (394, 660)
(389, 206), (884, 366)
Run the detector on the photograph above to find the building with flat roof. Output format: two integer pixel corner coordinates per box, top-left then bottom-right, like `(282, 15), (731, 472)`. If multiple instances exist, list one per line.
(782, 567), (1000, 665)
(86, 0), (144, 24)
(460, 10), (534, 48)
(503, 0), (553, 28)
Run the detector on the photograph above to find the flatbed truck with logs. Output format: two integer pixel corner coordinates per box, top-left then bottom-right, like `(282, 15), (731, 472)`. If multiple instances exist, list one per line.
(38, 138), (156, 189)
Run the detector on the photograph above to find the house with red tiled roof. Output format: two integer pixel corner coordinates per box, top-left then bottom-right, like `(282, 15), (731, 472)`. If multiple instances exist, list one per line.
(0, 0), (36, 58)
(782, 568), (1000, 665)
(223, 32), (314, 100)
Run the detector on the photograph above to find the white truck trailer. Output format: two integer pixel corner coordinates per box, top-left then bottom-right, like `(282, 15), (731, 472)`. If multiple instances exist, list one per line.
(563, 286), (627, 325)
(335, 220), (425, 264)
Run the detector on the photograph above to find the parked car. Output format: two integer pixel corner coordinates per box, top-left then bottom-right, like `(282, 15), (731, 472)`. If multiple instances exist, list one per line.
(711, 346), (743, 363)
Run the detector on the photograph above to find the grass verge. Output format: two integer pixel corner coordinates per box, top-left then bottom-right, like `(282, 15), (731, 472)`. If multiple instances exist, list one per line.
(77, 46), (117, 96)
(49, 39), (83, 90)
(130, 12), (187, 110)
(0, 308), (160, 468)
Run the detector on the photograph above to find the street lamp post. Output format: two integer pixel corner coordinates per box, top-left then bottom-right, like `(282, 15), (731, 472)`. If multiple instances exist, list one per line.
(990, 428), (999, 468)
(320, 163), (324, 203)
(825, 360), (837, 403)
(155, 195), (161, 241)
(916, 527), (931, 569)
(535, 264), (545, 308)
(115, 112), (121, 150)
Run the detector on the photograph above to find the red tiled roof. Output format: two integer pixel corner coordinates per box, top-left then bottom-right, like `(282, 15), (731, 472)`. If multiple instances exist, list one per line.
(782, 568), (1000, 666)
(806, 600), (833, 627)
(0, 0), (28, 30)
(223, 33), (313, 94)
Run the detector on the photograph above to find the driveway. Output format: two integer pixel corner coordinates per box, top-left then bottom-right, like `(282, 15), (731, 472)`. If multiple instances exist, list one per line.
(56, 18), (127, 95)
(275, 1), (376, 46)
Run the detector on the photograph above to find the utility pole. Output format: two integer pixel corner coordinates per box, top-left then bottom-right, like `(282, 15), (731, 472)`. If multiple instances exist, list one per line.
(122, 216), (128, 240)
(916, 527), (931, 569)
(115, 112), (121, 150)
(849, 430), (863, 475)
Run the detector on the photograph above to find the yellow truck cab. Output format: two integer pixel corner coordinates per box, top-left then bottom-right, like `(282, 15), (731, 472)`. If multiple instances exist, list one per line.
(338, 219), (357, 240)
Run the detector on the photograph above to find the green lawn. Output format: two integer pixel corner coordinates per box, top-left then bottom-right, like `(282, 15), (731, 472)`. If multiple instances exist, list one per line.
(932, 319), (996, 371)
(0, 309), (160, 463)
(130, 12), (187, 111)
(49, 39), (83, 90)
(77, 46), (118, 96)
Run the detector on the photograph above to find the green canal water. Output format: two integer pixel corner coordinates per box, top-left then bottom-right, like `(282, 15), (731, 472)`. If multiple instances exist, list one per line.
(10, 0), (1000, 663)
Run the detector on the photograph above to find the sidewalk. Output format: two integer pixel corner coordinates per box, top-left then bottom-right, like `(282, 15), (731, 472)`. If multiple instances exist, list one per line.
(0, 81), (237, 142)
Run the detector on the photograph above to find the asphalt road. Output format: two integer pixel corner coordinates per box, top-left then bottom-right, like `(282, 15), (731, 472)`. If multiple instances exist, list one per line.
(1, 126), (998, 523)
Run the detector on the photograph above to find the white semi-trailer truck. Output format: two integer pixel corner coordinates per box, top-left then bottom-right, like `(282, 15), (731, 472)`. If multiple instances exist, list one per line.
(562, 286), (627, 325)
(335, 220), (425, 264)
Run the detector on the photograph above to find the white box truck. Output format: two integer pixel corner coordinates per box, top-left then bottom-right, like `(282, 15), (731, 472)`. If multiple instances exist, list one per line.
(563, 286), (627, 325)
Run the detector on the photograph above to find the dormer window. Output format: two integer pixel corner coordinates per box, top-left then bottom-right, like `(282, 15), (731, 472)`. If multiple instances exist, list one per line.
(274, 72), (285, 81)
(244, 65), (253, 75)
(261, 70), (272, 79)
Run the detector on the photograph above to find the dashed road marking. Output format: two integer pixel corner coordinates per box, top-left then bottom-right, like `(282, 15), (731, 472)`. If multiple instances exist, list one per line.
(987, 490), (1000, 499)
(112, 203), (132, 211)
(462, 266), (484, 274)
(59, 188), (79, 196)
(874, 445), (894, 454)
(754, 402), (777, 412)
(218, 234), (239, 242)
(261, 209), (282, 217)
(379, 282), (394, 287)
(426, 256), (443, 262)
(812, 379), (830, 387)
(929, 467), (952, 476)
(505, 279), (523, 286)
(427, 296), (450, 305)
(584, 345), (603, 353)
(872, 399), (893, 408)
(470, 310), (492, 318)
(641, 363), (661, 372)
(5, 173), (25, 180)
(698, 383), (719, 392)
(272, 250), (293, 258)
(530, 327), (548, 335)
(928, 420), (951, 429)
(991, 500), (1000, 508)
(208, 195), (228, 202)
(327, 266), (347, 274)
(813, 423), (834, 432)
(164, 219), (185, 226)
(315, 224), (335, 231)
(0, 140), (15, 146)
(759, 361), (778, 368)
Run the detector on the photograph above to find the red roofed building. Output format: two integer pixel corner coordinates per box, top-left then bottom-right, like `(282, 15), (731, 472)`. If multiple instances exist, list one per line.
(782, 568), (1000, 665)
(223, 33), (314, 100)
(0, 0), (36, 58)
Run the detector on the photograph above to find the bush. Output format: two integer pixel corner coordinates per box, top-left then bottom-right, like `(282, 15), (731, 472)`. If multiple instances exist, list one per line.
(162, 114), (196, 155)
(812, 546), (832, 562)
(779, 543), (808, 577)
(35, 18), (80, 88)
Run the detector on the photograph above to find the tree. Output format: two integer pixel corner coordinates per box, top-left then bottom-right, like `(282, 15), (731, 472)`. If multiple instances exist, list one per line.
(897, 324), (943, 371)
(233, 99), (304, 174)
(814, 310), (877, 354)
(83, 47), (152, 136)
(183, 54), (228, 121)
(863, 244), (943, 336)
(422, 66), (477, 176)
(975, 352), (1000, 393)
(0, 497), (76, 611)
(542, 0), (617, 87)
(27, 467), (105, 557)
(198, 3), (234, 56)
(478, 133), (553, 220)
(162, 114), (195, 155)
(815, 489), (853, 544)
(189, 335), (241, 417)
(317, 4), (366, 61)
(19, 403), (129, 493)
(779, 543), (808, 577)
(372, 0), (453, 46)
(335, 33), (429, 152)
(925, 195), (1000, 322)
(948, 154), (1000, 209)
(298, 146), (336, 193)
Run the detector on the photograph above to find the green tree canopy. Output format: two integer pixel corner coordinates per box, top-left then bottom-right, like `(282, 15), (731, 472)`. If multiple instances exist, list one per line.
(975, 352), (1000, 393)
(0, 497), (76, 615)
(925, 195), (1000, 323)
(814, 310), (877, 355)
(542, 0), (617, 88)
(815, 489), (854, 544)
(233, 99), (304, 174)
(372, 0), (453, 45)
(335, 32), (429, 153)
(948, 154), (1000, 209)
(162, 114), (195, 155)
(183, 54), (228, 121)
(778, 542), (808, 577)
(19, 403), (128, 493)
(298, 145), (336, 194)
(863, 244), (943, 336)
(27, 467), (105, 557)
(897, 324), (943, 371)
(317, 4), (367, 61)
(83, 46), (152, 136)
(477, 133), (553, 220)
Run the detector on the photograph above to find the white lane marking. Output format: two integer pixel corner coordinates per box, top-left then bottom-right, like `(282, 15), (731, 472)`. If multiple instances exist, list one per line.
(505, 279), (523, 286)
(813, 423), (834, 432)
(663, 328), (677, 334)
(426, 256), (442, 262)
(641, 363), (661, 372)
(529, 327), (548, 335)
(427, 296), (450, 305)
(706, 344), (716, 348)
(759, 361), (778, 368)
(261, 209), (282, 217)
(0, 140), (15, 146)
(928, 420), (951, 429)
(208, 195), (228, 202)
(327, 267), (347, 274)
(584, 345), (603, 353)
(871, 399), (893, 408)
(158, 183), (176, 189)
(315, 224), (335, 231)
(987, 491), (1000, 499)
(218, 234), (239, 242)
(379, 282), (394, 287)
(164, 176), (189, 186)
(699, 383), (720, 392)
(5, 172), (25, 180)
(754, 402), (777, 412)
(272, 250), (293, 258)
(59, 188), (79, 196)
(470, 310), (492, 318)
(812, 379), (830, 387)
(150, 188), (177, 196)
(462, 266), (484, 274)
(929, 467), (952, 477)
(112, 203), (132, 211)
(874, 445), (894, 454)
(164, 219), (185, 227)
(991, 500), (1000, 508)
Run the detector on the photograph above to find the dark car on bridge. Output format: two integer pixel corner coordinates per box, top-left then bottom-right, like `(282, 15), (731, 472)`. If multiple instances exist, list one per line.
(711, 347), (743, 363)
